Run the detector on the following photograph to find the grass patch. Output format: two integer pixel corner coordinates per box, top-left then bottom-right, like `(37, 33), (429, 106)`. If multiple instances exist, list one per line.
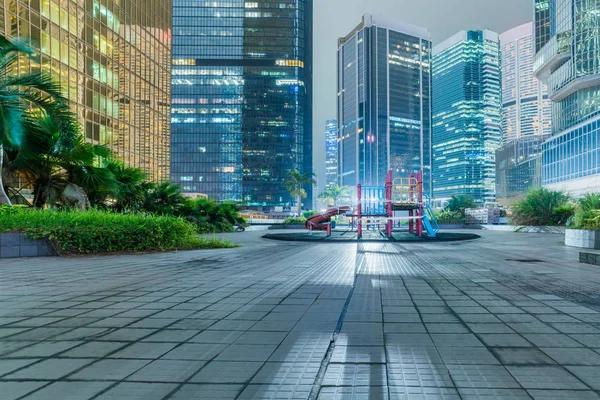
(0, 207), (238, 255)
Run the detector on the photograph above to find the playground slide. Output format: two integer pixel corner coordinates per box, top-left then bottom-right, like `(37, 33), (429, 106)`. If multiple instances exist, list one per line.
(422, 205), (440, 238)
(306, 206), (351, 231)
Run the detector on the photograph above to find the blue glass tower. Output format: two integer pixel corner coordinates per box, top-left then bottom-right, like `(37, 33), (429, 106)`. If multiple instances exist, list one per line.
(337, 15), (432, 194)
(171, 0), (313, 209)
(432, 30), (502, 205)
(534, 0), (600, 195)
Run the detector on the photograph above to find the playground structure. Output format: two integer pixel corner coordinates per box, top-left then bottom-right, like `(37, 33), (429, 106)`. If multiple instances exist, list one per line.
(305, 170), (439, 239)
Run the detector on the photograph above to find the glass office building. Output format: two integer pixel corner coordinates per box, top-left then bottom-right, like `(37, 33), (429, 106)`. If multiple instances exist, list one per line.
(534, 0), (600, 195)
(432, 30), (502, 205)
(496, 23), (551, 204)
(171, 0), (313, 209)
(337, 14), (432, 194)
(325, 119), (338, 189)
(496, 137), (545, 205)
(1, 0), (172, 181)
(501, 23), (551, 141)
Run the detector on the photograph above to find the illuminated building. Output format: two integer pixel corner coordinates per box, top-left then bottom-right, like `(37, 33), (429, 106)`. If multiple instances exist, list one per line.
(325, 119), (338, 189)
(432, 30), (502, 205)
(0, 0), (172, 181)
(496, 23), (551, 205)
(171, 0), (313, 209)
(337, 14), (432, 193)
(534, 0), (600, 195)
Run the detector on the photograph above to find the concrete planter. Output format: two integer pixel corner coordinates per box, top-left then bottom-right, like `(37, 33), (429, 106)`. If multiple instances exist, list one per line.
(565, 229), (600, 249)
(0, 232), (57, 259)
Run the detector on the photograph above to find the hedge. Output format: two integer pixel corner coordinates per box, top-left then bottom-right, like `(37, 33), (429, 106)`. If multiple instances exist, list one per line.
(0, 207), (237, 254)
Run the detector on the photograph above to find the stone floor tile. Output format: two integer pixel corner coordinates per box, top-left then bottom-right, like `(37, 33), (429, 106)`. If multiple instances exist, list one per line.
(466, 323), (515, 334)
(491, 347), (556, 365)
(507, 366), (589, 390)
(478, 334), (532, 347)
(0, 359), (39, 377)
(68, 359), (150, 381)
(126, 359), (205, 382)
(233, 331), (288, 345)
(446, 365), (520, 389)
(108, 342), (177, 359)
(565, 366), (600, 390)
(387, 363), (453, 387)
(215, 344), (278, 362)
(237, 383), (313, 399)
(189, 361), (263, 383)
(140, 329), (198, 343)
(21, 381), (113, 400)
(330, 346), (385, 364)
(3, 341), (81, 358)
(189, 330), (244, 344)
(527, 390), (600, 399)
(458, 388), (531, 399)
(4, 358), (94, 380)
(436, 347), (500, 365)
(161, 343), (228, 361)
(0, 381), (47, 400)
(169, 383), (244, 399)
(94, 382), (177, 400)
(60, 341), (128, 358)
(250, 362), (320, 385)
(388, 386), (461, 399)
(430, 333), (485, 347)
(523, 333), (584, 348)
(322, 363), (387, 387)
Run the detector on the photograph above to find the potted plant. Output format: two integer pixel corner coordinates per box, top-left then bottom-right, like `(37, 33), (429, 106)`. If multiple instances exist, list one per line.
(565, 194), (600, 249)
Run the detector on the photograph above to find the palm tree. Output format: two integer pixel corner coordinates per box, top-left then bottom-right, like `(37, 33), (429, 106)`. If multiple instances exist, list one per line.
(284, 169), (316, 216)
(0, 35), (66, 205)
(445, 195), (477, 216)
(107, 162), (151, 211)
(143, 181), (187, 215)
(318, 185), (351, 207)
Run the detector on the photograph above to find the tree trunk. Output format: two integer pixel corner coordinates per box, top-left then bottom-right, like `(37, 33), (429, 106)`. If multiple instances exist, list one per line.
(0, 145), (12, 206)
(297, 194), (302, 217)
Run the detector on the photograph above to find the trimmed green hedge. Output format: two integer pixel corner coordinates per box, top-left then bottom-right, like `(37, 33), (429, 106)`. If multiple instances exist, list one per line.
(0, 207), (237, 254)
(282, 217), (307, 225)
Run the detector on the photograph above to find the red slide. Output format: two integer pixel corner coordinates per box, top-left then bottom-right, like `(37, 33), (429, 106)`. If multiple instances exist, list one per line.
(305, 206), (351, 231)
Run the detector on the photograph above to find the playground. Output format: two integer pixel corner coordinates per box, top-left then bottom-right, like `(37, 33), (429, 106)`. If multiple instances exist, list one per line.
(265, 170), (479, 243)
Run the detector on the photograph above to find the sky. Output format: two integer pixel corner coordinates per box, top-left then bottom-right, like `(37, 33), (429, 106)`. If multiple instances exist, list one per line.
(312, 0), (532, 192)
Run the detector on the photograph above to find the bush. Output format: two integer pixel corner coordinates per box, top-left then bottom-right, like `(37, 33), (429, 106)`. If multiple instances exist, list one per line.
(570, 193), (600, 230)
(445, 195), (477, 217)
(302, 210), (318, 218)
(434, 210), (465, 225)
(0, 207), (237, 254)
(511, 188), (571, 226)
(282, 217), (307, 225)
(180, 199), (246, 234)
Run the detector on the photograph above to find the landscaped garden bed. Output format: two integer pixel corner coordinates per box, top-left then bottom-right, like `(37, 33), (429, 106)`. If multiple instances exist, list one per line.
(0, 207), (236, 256)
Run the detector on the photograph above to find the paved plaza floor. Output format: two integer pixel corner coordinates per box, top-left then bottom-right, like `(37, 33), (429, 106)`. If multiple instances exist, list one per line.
(1, 230), (600, 399)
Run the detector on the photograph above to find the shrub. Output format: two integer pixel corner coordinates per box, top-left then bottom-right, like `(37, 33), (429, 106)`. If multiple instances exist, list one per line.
(444, 195), (476, 217)
(282, 217), (307, 225)
(570, 193), (600, 230)
(302, 210), (318, 218)
(434, 210), (465, 225)
(511, 188), (571, 226)
(0, 207), (237, 254)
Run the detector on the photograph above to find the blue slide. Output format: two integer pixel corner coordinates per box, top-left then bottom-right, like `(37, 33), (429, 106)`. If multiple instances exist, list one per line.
(422, 196), (440, 238)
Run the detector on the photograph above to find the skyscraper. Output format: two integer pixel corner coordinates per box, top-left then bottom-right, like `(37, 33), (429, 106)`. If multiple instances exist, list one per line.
(171, 0), (313, 210)
(501, 23), (552, 141)
(337, 14), (432, 193)
(496, 23), (551, 205)
(325, 119), (338, 189)
(432, 30), (502, 206)
(1, 0), (172, 181)
(534, 0), (600, 195)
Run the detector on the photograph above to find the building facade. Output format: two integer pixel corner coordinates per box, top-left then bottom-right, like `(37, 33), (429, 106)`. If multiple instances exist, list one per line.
(337, 14), (432, 194)
(171, 0), (313, 210)
(534, 0), (600, 196)
(501, 23), (551, 142)
(495, 136), (545, 205)
(325, 119), (338, 189)
(432, 30), (502, 205)
(1, 0), (172, 181)
(496, 23), (552, 205)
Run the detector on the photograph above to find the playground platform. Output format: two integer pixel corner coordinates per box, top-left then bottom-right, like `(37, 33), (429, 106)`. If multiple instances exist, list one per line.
(263, 229), (480, 243)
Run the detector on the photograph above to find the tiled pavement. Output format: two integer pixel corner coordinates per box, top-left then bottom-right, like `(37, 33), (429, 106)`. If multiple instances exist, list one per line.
(1, 230), (600, 399)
